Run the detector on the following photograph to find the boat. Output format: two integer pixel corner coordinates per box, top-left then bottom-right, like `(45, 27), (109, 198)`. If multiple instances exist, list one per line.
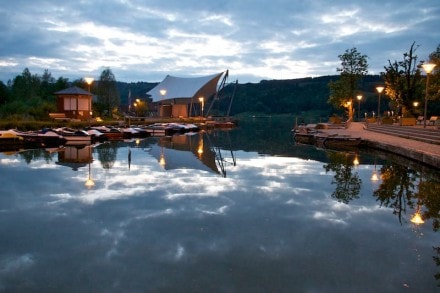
(291, 126), (318, 145)
(7, 129), (66, 148)
(91, 126), (124, 140)
(292, 127), (361, 150)
(0, 130), (25, 150)
(120, 127), (150, 139)
(315, 133), (362, 150)
(85, 128), (108, 142)
(53, 128), (92, 144)
(293, 131), (316, 144)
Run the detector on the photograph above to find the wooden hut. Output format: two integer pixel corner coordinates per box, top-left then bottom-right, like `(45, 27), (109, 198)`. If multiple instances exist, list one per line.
(52, 86), (93, 120)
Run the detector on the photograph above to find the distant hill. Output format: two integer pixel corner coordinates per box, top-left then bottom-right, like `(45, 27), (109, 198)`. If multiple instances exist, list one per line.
(116, 75), (383, 117)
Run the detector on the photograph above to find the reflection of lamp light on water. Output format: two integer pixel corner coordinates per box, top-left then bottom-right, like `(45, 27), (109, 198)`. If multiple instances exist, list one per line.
(353, 154), (359, 166)
(410, 207), (425, 225)
(197, 134), (204, 158)
(85, 162), (95, 188)
(84, 146), (95, 188)
(371, 170), (379, 181)
(411, 173), (425, 225)
(159, 147), (166, 167)
(371, 159), (380, 181)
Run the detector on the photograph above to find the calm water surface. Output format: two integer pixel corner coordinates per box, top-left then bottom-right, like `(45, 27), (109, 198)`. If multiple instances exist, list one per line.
(1, 117), (439, 292)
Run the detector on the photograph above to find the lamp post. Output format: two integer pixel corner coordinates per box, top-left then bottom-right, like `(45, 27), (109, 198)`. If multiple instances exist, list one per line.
(84, 77), (94, 120)
(356, 95), (362, 121)
(159, 89), (166, 117)
(84, 77), (94, 92)
(421, 63), (436, 128)
(133, 102), (138, 117)
(198, 96), (204, 120)
(375, 86), (384, 124)
(413, 101), (419, 117)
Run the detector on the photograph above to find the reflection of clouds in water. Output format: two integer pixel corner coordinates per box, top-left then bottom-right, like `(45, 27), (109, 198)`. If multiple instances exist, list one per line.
(0, 254), (34, 273)
(101, 208), (176, 259)
(0, 157), (21, 165)
(313, 211), (348, 225)
(310, 197), (391, 227)
(174, 244), (185, 261)
(198, 205), (229, 215)
(100, 228), (125, 258)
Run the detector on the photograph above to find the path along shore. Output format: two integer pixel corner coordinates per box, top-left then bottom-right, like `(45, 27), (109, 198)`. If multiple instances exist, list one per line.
(319, 122), (440, 169)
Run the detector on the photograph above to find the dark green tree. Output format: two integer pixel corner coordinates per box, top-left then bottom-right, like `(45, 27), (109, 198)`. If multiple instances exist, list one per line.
(0, 81), (9, 105)
(426, 44), (440, 115)
(97, 68), (119, 117)
(382, 42), (423, 116)
(328, 47), (369, 120)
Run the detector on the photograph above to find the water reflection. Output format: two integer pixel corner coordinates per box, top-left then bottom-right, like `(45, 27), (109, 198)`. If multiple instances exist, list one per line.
(1, 117), (440, 291)
(323, 151), (361, 204)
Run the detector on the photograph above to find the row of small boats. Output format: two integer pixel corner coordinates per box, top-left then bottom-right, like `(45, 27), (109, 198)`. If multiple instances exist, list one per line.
(292, 126), (362, 150)
(0, 123), (201, 150)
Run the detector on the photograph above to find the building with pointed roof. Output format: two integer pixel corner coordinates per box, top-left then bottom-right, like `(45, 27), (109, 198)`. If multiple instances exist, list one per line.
(146, 71), (227, 118)
(54, 86), (93, 120)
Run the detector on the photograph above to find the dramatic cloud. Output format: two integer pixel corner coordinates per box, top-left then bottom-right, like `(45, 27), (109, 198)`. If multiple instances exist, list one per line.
(0, 0), (439, 83)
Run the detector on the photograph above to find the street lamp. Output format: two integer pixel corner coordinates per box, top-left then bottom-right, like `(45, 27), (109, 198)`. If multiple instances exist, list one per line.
(356, 95), (362, 121)
(421, 63), (436, 128)
(159, 89), (167, 117)
(198, 96), (204, 119)
(375, 86), (384, 124)
(133, 102), (138, 116)
(84, 77), (94, 119)
(84, 77), (94, 92)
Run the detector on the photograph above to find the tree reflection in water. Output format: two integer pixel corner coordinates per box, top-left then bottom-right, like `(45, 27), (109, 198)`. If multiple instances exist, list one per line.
(373, 164), (417, 224)
(371, 162), (440, 284)
(95, 142), (118, 169)
(323, 151), (361, 204)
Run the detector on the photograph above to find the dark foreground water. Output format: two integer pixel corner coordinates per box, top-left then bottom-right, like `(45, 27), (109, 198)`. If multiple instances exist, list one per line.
(1, 117), (439, 292)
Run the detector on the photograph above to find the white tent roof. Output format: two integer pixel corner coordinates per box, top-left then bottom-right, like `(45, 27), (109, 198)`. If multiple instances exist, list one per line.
(147, 72), (225, 102)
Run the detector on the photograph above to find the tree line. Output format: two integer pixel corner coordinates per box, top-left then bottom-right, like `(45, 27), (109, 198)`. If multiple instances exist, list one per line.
(329, 43), (440, 120)
(0, 68), (120, 120)
(0, 42), (439, 122)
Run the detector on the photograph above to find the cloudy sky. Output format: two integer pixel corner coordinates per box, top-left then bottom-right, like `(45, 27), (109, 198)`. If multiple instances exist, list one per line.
(0, 0), (439, 84)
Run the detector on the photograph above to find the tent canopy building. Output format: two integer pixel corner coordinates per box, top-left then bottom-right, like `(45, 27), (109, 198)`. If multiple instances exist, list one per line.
(146, 71), (228, 118)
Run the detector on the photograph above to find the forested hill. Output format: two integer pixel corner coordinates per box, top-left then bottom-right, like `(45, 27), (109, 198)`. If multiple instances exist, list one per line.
(117, 75), (382, 116)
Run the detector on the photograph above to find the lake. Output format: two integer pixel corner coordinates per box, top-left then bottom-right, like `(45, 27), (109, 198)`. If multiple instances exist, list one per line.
(1, 116), (439, 292)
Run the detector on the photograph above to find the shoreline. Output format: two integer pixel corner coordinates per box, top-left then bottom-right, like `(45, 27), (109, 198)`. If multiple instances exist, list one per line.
(318, 122), (440, 169)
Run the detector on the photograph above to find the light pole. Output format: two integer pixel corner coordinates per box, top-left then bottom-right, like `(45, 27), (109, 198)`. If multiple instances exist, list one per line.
(85, 77), (94, 119)
(159, 89), (167, 117)
(85, 77), (94, 92)
(375, 86), (384, 124)
(421, 63), (436, 128)
(198, 96), (204, 120)
(413, 101), (419, 117)
(356, 95), (362, 121)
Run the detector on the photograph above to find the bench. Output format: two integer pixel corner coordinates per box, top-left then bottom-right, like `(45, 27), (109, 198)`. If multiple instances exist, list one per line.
(49, 113), (69, 121)
(428, 116), (438, 125)
(399, 117), (416, 126)
(417, 116), (424, 125)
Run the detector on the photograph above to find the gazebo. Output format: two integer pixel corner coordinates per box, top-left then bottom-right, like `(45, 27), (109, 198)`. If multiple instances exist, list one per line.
(53, 86), (93, 120)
